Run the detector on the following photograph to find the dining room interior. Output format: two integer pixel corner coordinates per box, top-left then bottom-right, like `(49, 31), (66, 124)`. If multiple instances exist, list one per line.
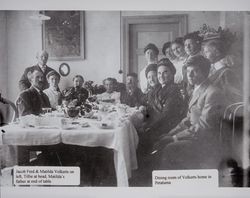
(0, 10), (250, 187)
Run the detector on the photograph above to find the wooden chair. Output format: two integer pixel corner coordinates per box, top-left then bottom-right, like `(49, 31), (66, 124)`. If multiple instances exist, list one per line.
(219, 102), (244, 163)
(0, 96), (19, 168)
(0, 95), (18, 124)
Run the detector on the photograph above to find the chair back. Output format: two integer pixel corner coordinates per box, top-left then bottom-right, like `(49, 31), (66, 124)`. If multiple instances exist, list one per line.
(0, 96), (19, 125)
(219, 102), (244, 162)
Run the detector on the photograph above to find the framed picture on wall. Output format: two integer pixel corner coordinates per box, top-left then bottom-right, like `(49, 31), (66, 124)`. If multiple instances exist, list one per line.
(42, 11), (85, 60)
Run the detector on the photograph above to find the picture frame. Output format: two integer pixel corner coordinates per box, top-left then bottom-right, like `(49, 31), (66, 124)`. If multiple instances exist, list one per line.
(59, 62), (70, 76)
(42, 11), (85, 61)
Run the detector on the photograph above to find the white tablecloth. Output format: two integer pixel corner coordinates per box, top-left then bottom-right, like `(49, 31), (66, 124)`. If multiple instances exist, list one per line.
(0, 119), (139, 187)
(1, 126), (61, 145)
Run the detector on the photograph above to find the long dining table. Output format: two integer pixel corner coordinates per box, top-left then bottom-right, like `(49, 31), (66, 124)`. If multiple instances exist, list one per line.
(0, 113), (140, 187)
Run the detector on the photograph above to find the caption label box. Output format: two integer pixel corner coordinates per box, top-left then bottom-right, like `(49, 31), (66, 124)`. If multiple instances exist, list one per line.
(153, 169), (218, 188)
(13, 166), (80, 186)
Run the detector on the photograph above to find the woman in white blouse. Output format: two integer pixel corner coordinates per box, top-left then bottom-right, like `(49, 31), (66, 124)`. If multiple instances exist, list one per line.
(96, 78), (120, 104)
(171, 37), (188, 84)
(43, 70), (62, 109)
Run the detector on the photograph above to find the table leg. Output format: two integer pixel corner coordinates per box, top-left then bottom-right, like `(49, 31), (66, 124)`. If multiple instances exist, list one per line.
(17, 146), (30, 165)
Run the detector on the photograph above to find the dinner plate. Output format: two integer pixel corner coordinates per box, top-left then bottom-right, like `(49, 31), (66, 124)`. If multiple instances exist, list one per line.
(61, 125), (78, 130)
(81, 122), (90, 128)
(98, 123), (114, 129)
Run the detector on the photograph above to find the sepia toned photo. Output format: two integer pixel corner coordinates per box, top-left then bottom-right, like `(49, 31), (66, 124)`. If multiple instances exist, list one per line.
(0, 9), (249, 192)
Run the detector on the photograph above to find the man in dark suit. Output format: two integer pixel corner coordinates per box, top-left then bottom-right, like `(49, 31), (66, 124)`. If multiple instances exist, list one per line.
(16, 68), (59, 166)
(152, 55), (224, 170)
(120, 73), (143, 107)
(17, 68), (51, 116)
(19, 50), (56, 91)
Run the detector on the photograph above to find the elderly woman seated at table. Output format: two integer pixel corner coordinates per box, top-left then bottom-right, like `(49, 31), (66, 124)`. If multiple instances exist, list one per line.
(96, 77), (120, 103)
(43, 71), (62, 110)
(62, 75), (89, 106)
(138, 59), (184, 157)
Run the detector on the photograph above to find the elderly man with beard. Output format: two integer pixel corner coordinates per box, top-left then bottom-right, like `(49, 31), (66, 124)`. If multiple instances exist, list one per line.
(19, 50), (56, 91)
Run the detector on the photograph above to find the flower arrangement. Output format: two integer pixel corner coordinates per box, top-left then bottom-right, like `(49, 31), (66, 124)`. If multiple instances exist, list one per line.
(199, 24), (237, 54)
(83, 80), (106, 95)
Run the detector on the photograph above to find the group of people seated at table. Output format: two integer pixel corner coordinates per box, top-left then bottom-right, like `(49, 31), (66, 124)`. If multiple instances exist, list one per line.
(2, 25), (242, 185)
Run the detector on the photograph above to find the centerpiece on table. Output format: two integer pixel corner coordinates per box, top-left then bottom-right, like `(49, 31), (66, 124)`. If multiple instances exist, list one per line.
(62, 99), (94, 118)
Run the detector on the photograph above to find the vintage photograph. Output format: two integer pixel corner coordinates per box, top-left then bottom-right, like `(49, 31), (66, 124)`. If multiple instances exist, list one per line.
(0, 10), (249, 190)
